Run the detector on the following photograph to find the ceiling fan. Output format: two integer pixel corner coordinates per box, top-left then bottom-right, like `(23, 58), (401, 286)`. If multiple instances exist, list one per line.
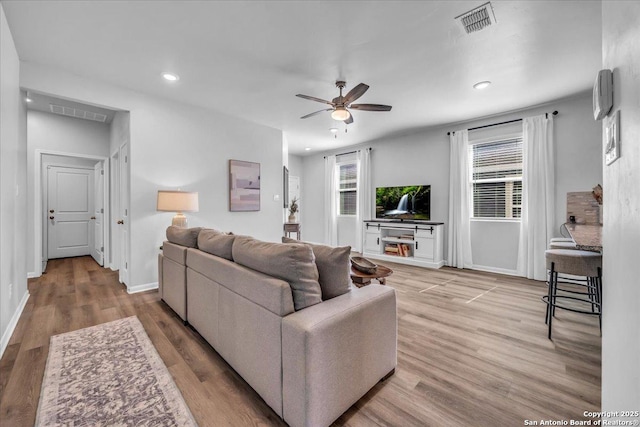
(296, 81), (392, 124)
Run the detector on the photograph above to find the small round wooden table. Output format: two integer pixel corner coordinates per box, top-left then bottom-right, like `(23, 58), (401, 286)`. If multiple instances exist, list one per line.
(350, 265), (393, 287)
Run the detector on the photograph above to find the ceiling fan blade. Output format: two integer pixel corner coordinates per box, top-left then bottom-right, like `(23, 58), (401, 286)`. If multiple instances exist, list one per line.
(296, 94), (333, 105)
(349, 103), (392, 111)
(300, 108), (332, 119)
(343, 83), (369, 104)
(344, 114), (354, 125)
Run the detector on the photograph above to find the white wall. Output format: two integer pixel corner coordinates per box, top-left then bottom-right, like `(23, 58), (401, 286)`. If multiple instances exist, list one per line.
(288, 154), (303, 178)
(468, 93), (603, 273)
(300, 92), (602, 273)
(26, 110), (110, 275)
(21, 62), (284, 289)
(601, 0), (640, 415)
(0, 4), (28, 357)
(301, 129), (450, 249)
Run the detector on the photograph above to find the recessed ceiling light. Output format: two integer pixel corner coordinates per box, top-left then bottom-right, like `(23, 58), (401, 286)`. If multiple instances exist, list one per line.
(162, 72), (180, 82)
(473, 81), (491, 90)
(305, 147), (311, 151)
(329, 127), (338, 133)
(26, 97), (32, 103)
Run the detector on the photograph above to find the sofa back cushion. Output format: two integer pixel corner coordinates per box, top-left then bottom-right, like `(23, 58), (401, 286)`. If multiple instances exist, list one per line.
(282, 237), (352, 300)
(198, 228), (236, 260)
(232, 236), (322, 311)
(166, 226), (202, 248)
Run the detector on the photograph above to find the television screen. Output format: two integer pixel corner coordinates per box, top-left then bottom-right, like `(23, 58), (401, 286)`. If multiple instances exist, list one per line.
(376, 185), (431, 220)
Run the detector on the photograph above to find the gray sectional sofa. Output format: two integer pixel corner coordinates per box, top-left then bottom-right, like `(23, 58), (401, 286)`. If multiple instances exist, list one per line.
(158, 227), (397, 427)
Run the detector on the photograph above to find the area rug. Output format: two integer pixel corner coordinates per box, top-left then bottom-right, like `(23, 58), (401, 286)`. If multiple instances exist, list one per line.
(36, 316), (198, 426)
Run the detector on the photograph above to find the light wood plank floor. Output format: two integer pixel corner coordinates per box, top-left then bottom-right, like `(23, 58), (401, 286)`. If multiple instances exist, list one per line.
(0, 256), (601, 426)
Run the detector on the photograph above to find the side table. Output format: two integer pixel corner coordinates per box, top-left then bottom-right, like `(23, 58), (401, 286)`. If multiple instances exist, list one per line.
(284, 222), (301, 240)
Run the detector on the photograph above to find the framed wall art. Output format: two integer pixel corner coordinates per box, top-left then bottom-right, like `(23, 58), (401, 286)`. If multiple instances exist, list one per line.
(283, 166), (289, 208)
(229, 159), (260, 211)
(605, 110), (620, 166)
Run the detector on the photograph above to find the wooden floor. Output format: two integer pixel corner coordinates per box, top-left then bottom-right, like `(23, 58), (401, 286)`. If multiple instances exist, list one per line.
(0, 256), (601, 426)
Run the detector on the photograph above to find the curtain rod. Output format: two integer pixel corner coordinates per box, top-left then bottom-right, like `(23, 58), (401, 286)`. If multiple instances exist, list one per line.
(324, 147), (371, 159)
(447, 110), (558, 136)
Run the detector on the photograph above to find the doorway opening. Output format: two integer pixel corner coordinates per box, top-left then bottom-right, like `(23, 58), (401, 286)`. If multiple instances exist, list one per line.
(36, 152), (109, 274)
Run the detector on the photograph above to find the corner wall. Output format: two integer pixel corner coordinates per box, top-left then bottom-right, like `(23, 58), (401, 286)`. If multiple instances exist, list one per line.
(601, 0), (640, 414)
(26, 110), (111, 276)
(300, 92), (602, 273)
(0, 4), (28, 356)
(20, 62), (284, 290)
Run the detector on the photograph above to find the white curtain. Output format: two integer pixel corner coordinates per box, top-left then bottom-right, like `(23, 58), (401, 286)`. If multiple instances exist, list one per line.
(355, 148), (371, 252)
(447, 130), (473, 269)
(517, 114), (555, 280)
(324, 155), (338, 246)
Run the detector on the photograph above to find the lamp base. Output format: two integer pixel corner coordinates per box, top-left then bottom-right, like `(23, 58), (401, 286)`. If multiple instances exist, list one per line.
(172, 213), (188, 228)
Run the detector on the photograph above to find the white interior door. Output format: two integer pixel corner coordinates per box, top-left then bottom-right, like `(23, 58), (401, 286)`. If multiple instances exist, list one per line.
(110, 151), (120, 271)
(91, 161), (104, 266)
(118, 143), (130, 285)
(47, 166), (94, 259)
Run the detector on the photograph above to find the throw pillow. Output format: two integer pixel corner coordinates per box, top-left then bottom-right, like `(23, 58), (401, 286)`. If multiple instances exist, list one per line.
(198, 228), (236, 261)
(232, 236), (322, 311)
(166, 226), (202, 248)
(282, 237), (352, 300)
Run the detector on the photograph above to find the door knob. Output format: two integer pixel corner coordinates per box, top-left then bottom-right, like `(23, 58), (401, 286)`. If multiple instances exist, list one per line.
(49, 209), (55, 213)
(90, 216), (96, 220)
(117, 220), (124, 224)
(49, 216), (55, 220)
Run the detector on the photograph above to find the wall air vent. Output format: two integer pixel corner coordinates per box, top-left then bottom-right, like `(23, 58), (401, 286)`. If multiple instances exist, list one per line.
(49, 104), (107, 123)
(455, 2), (497, 34)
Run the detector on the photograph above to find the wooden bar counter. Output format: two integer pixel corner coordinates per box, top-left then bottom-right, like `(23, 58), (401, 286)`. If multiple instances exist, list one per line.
(566, 224), (602, 252)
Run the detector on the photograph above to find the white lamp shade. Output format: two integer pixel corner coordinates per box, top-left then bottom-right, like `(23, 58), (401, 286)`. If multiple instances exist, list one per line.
(157, 191), (199, 212)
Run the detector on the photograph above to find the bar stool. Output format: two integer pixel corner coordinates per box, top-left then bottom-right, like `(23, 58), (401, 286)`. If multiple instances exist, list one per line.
(543, 249), (602, 339)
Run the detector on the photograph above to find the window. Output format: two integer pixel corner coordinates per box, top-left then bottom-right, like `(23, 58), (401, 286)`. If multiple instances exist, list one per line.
(469, 137), (523, 219)
(338, 162), (357, 215)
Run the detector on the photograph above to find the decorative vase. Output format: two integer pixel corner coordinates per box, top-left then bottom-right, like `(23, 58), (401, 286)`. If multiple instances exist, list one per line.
(288, 214), (296, 223)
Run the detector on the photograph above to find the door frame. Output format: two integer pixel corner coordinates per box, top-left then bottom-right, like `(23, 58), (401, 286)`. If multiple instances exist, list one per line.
(34, 149), (110, 277)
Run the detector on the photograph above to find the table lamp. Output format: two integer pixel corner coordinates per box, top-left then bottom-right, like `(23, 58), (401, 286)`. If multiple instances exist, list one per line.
(157, 190), (199, 227)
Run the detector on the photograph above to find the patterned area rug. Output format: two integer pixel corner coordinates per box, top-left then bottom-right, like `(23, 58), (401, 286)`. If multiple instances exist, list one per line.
(36, 316), (198, 426)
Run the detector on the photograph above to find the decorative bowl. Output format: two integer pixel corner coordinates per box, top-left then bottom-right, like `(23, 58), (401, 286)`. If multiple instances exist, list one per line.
(350, 257), (377, 274)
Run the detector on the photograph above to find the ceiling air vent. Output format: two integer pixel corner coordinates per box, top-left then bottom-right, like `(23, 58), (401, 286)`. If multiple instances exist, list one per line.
(455, 2), (497, 34)
(49, 104), (107, 123)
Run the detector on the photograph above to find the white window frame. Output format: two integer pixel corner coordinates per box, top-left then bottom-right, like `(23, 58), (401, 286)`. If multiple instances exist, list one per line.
(336, 160), (357, 217)
(469, 135), (523, 221)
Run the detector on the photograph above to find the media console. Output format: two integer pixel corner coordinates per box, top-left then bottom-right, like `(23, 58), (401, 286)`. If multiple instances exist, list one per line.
(362, 220), (445, 269)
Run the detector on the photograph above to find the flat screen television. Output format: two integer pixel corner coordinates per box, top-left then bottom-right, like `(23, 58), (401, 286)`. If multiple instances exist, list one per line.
(375, 185), (431, 220)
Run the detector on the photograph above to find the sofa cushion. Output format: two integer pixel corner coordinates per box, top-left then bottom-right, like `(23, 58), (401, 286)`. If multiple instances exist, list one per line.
(282, 237), (352, 300)
(166, 226), (202, 248)
(187, 249), (295, 317)
(232, 237), (322, 311)
(198, 228), (236, 260)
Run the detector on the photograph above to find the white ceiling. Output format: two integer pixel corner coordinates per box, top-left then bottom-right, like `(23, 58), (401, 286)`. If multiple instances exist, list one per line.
(3, 1), (602, 155)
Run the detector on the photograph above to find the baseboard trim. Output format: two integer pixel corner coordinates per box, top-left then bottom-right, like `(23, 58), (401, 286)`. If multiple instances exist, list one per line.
(127, 282), (158, 294)
(27, 272), (39, 279)
(0, 291), (30, 359)
(472, 265), (520, 277)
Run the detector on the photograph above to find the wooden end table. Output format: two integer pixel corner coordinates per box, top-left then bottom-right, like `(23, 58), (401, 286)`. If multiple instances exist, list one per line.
(350, 265), (393, 288)
(284, 223), (301, 240)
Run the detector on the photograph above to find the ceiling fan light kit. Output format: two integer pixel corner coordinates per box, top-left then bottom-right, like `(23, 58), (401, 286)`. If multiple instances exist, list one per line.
(331, 107), (350, 121)
(297, 80), (392, 125)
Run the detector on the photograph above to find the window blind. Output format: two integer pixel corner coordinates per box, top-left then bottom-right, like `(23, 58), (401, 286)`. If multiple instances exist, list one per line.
(338, 163), (357, 215)
(469, 137), (523, 219)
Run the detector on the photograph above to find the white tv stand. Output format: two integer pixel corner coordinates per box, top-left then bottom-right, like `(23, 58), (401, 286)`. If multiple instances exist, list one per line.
(362, 220), (445, 269)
